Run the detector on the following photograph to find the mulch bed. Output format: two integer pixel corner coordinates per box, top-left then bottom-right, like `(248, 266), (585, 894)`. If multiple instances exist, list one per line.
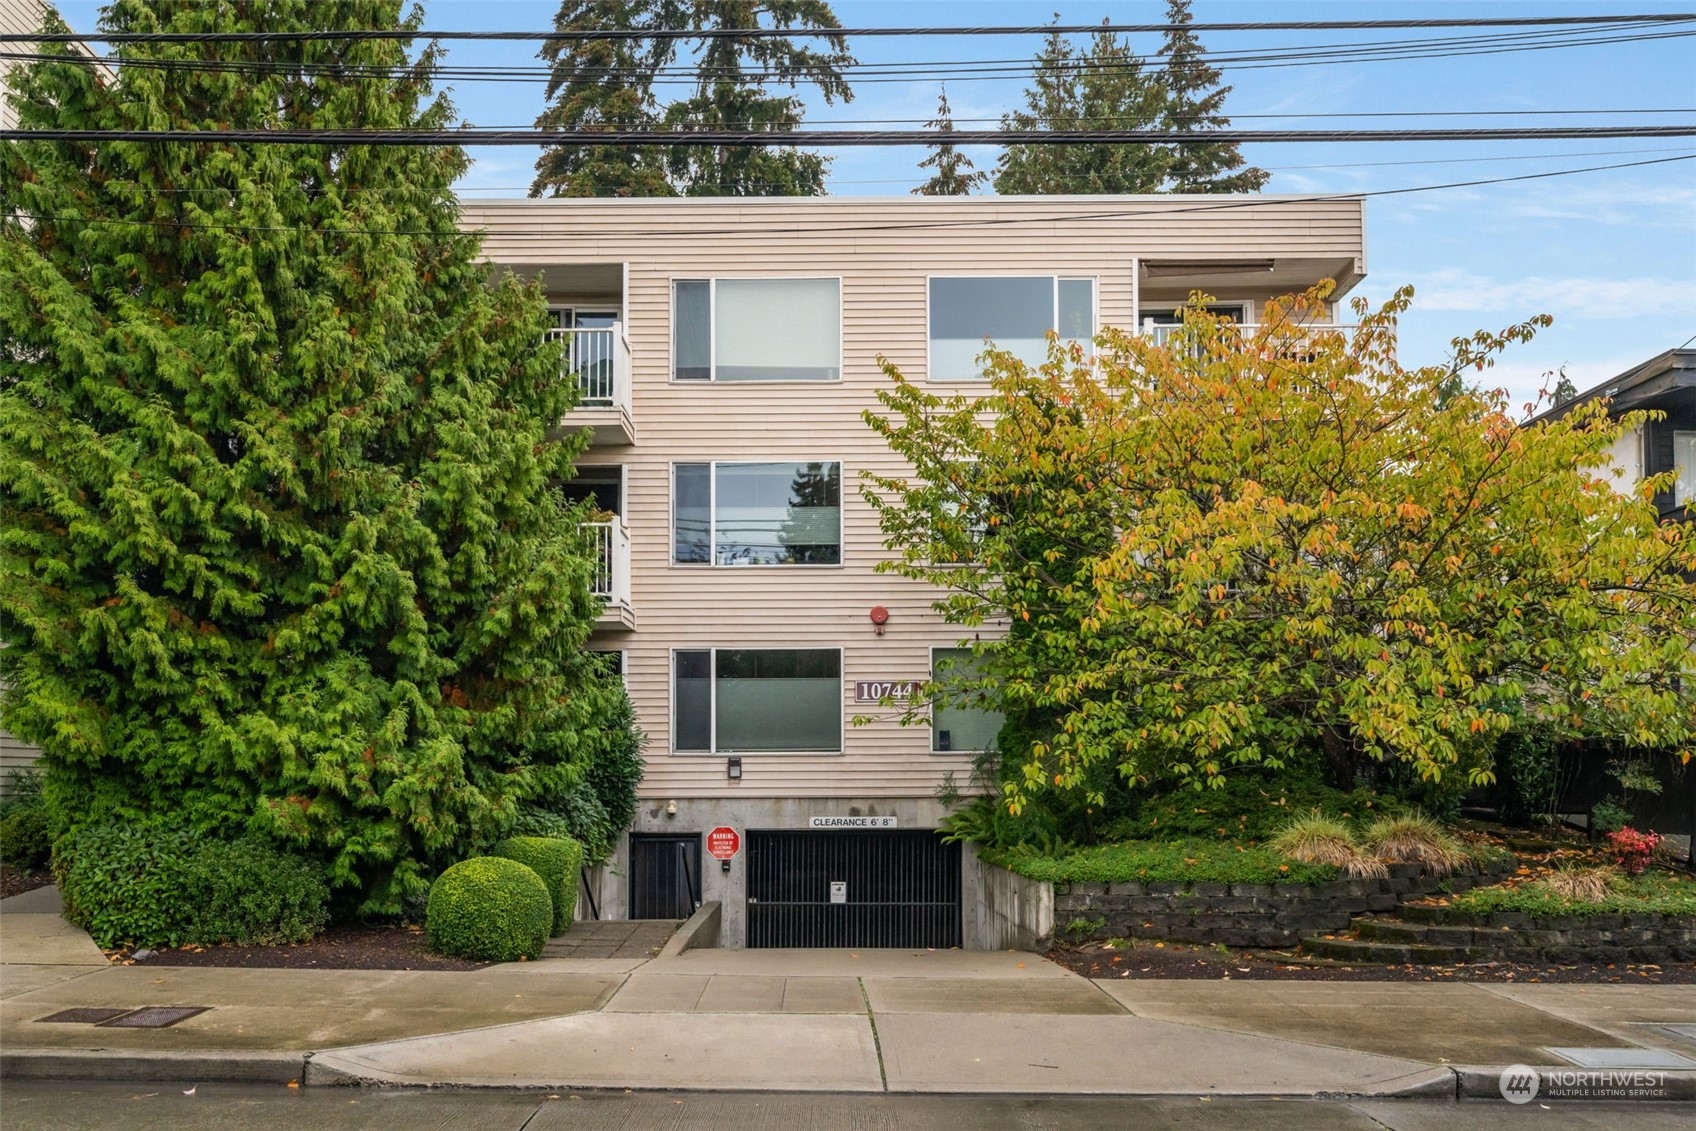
(123, 923), (490, 972)
(1048, 938), (1696, 984)
(0, 863), (53, 901)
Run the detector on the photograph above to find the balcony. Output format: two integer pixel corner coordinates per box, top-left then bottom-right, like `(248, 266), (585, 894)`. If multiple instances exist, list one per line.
(547, 324), (634, 446)
(1143, 321), (1358, 351)
(583, 519), (635, 630)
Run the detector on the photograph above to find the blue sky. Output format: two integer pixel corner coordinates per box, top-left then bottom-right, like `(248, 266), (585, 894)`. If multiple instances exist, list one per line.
(57, 0), (1696, 411)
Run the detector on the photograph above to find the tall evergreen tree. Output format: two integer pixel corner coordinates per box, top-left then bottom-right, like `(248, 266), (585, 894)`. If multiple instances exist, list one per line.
(533, 1), (677, 197)
(1, 0), (632, 913)
(1158, 0), (1269, 192)
(913, 86), (987, 196)
(533, 0), (854, 197)
(994, 24), (1171, 195)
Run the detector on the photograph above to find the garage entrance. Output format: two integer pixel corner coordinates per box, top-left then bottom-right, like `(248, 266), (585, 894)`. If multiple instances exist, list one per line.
(745, 830), (962, 948)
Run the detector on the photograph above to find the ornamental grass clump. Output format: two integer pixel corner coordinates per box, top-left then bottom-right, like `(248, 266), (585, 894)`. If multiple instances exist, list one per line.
(1543, 865), (1618, 903)
(1268, 810), (1387, 879)
(1360, 812), (1474, 877)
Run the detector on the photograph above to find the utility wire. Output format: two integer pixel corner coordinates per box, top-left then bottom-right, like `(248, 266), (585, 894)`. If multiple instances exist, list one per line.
(8, 14), (1693, 43)
(7, 126), (1693, 146)
(9, 24), (1689, 83)
(9, 153), (1693, 241)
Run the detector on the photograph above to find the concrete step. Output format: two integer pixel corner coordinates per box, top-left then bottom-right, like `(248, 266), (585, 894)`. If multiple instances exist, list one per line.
(1353, 918), (1477, 947)
(1299, 934), (1467, 965)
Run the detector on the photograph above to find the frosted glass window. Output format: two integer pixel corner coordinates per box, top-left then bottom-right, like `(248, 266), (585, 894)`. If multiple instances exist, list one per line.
(672, 461), (841, 566)
(674, 281), (711, 381)
(672, 278), (840, 382)
(672, 649), (842, 753)
(931, 648), (1003, 753)
(929, 276), (1095, 379)
(1676, 432), (1695, 507)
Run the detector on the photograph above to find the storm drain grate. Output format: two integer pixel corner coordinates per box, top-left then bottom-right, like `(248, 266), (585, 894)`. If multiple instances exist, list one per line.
(1547, 1046), (1696, 1069)
(97, 1006), (211, 1029)
(35, 1008), (135, 1024)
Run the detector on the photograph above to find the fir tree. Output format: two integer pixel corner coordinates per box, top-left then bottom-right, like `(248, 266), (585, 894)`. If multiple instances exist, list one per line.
(533, 0), (854, 197)
(994, 24), (1171, 195)
(913, 86), (987, 196)
(0, 0), (633, 913)
(533, 1), (677, 197)
(1552, 366), (1579, 406)
(1158, 0), (1269, 192)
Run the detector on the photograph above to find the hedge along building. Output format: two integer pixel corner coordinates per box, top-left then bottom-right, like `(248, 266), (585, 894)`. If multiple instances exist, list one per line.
(460, 194), (1369, 949)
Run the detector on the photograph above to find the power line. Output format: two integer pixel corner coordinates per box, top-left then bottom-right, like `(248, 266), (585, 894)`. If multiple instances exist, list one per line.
(9, 23), (1689, 84)
(8, 15), (1693, 43)
(9, 153), (1693, 241)
(7, 126), (1693, 147)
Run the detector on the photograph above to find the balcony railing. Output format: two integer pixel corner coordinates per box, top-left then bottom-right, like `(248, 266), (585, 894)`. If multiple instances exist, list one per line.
(546, 324), (632, 420)
(581, 519), (631, 611)
(1143, 321), (1358, 349)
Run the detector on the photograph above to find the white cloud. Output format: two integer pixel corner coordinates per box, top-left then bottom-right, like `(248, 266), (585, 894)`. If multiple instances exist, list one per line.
(1399, 269), (1693, 320)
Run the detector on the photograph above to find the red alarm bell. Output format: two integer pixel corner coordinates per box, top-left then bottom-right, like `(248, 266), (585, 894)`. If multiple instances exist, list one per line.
(869, 606), (890, 635)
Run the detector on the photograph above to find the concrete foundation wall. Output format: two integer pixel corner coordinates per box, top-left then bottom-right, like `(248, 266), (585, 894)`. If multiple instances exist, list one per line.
(598, 795), (957, 948)
(971, 858), (1055, 952)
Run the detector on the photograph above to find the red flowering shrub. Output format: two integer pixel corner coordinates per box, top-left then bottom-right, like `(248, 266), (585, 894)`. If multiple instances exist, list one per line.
(1605, 827), (1662, 876)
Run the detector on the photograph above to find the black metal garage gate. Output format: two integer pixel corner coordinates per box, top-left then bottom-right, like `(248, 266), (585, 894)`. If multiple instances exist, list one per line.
(745, 830), (962, 948)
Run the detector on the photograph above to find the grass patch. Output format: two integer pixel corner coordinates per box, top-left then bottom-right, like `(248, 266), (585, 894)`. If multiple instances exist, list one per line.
(1448, 869), (1696, 919)
(985, 839), (1337, 887)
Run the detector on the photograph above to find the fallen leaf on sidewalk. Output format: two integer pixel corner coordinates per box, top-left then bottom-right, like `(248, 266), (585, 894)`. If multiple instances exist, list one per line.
(182, 1087), (196, 1096)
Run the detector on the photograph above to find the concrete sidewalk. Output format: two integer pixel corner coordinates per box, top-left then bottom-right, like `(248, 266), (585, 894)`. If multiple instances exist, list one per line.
(5, 886), (1696, 1099)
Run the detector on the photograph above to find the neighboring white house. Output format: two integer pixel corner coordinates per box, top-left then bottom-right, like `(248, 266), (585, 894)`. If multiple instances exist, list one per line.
(460, 194), (1368, 946)
(1534, 349), (1696, 521)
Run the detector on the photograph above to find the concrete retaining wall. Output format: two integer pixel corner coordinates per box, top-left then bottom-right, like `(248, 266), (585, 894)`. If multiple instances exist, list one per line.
(970, 857), (1053, 951)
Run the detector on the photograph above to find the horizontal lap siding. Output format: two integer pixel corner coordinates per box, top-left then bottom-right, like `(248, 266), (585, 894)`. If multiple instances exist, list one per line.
(467, 197), (1366, 800)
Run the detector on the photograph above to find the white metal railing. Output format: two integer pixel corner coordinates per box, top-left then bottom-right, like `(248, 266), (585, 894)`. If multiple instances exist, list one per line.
(547, 324), (632, 419)
(1143, 321), (1358, 349)
(582, 519), (631, 608)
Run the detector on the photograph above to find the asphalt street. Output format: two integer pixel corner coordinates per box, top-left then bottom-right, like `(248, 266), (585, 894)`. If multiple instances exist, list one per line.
(0, 1083), (1692, 1131)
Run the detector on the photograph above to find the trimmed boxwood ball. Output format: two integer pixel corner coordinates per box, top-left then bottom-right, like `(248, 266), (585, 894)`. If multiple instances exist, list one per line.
(426, 857), (552, 962)
(493, 835), (584, 936)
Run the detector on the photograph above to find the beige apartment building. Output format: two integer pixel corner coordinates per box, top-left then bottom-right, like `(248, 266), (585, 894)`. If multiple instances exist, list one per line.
(460, 194), (1368, 947)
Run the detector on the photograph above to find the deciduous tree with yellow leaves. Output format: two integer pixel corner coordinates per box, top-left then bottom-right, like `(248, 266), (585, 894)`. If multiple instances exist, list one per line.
(864, 286), (1695, 820)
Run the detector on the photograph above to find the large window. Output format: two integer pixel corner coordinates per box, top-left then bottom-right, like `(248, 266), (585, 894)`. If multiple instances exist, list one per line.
(674, 461), (842, 566)
(673, 278), (841, 382)
(931, 648), (1004, 753)
(929, 276), (1095, 380)
(674, 648), (843, 753)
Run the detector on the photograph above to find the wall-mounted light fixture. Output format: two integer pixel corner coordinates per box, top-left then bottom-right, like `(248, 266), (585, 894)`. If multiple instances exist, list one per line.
(665, 800), (677, 818)
(726, 757), (742, 781)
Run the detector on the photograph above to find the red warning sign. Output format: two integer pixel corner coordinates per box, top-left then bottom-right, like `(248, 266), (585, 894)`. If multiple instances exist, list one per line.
(706, 826), (741, 861)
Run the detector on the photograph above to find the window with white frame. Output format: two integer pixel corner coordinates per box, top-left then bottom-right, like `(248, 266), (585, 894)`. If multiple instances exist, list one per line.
(673, 461), (842, 565)
(673, 278), (841, 382)
(931, 647), (1003, 753)
(674, 648), (843, 753)
(929, 276), (1095, 380)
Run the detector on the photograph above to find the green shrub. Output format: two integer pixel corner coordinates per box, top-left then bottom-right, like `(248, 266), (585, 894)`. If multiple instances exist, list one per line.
(426, 856), (552, 961)
(492, 835), (584, 936)
(1449, 871), (1696, 919)
(1109, 754), (1398, 844)
(985, 839), (1336, 886)
(184, 839), (329, 945)
(0, 768), (51, 868)
(0, 806), (50, 869)
(58, 820), (331, 948)
(59, 821), (200, 947)
(1590, 800), (1632, 836)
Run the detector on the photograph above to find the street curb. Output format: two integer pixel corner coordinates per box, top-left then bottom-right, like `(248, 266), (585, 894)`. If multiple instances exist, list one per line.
(0, 1048), (309, 1085)
(1454, 1066), (1696, 1102)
